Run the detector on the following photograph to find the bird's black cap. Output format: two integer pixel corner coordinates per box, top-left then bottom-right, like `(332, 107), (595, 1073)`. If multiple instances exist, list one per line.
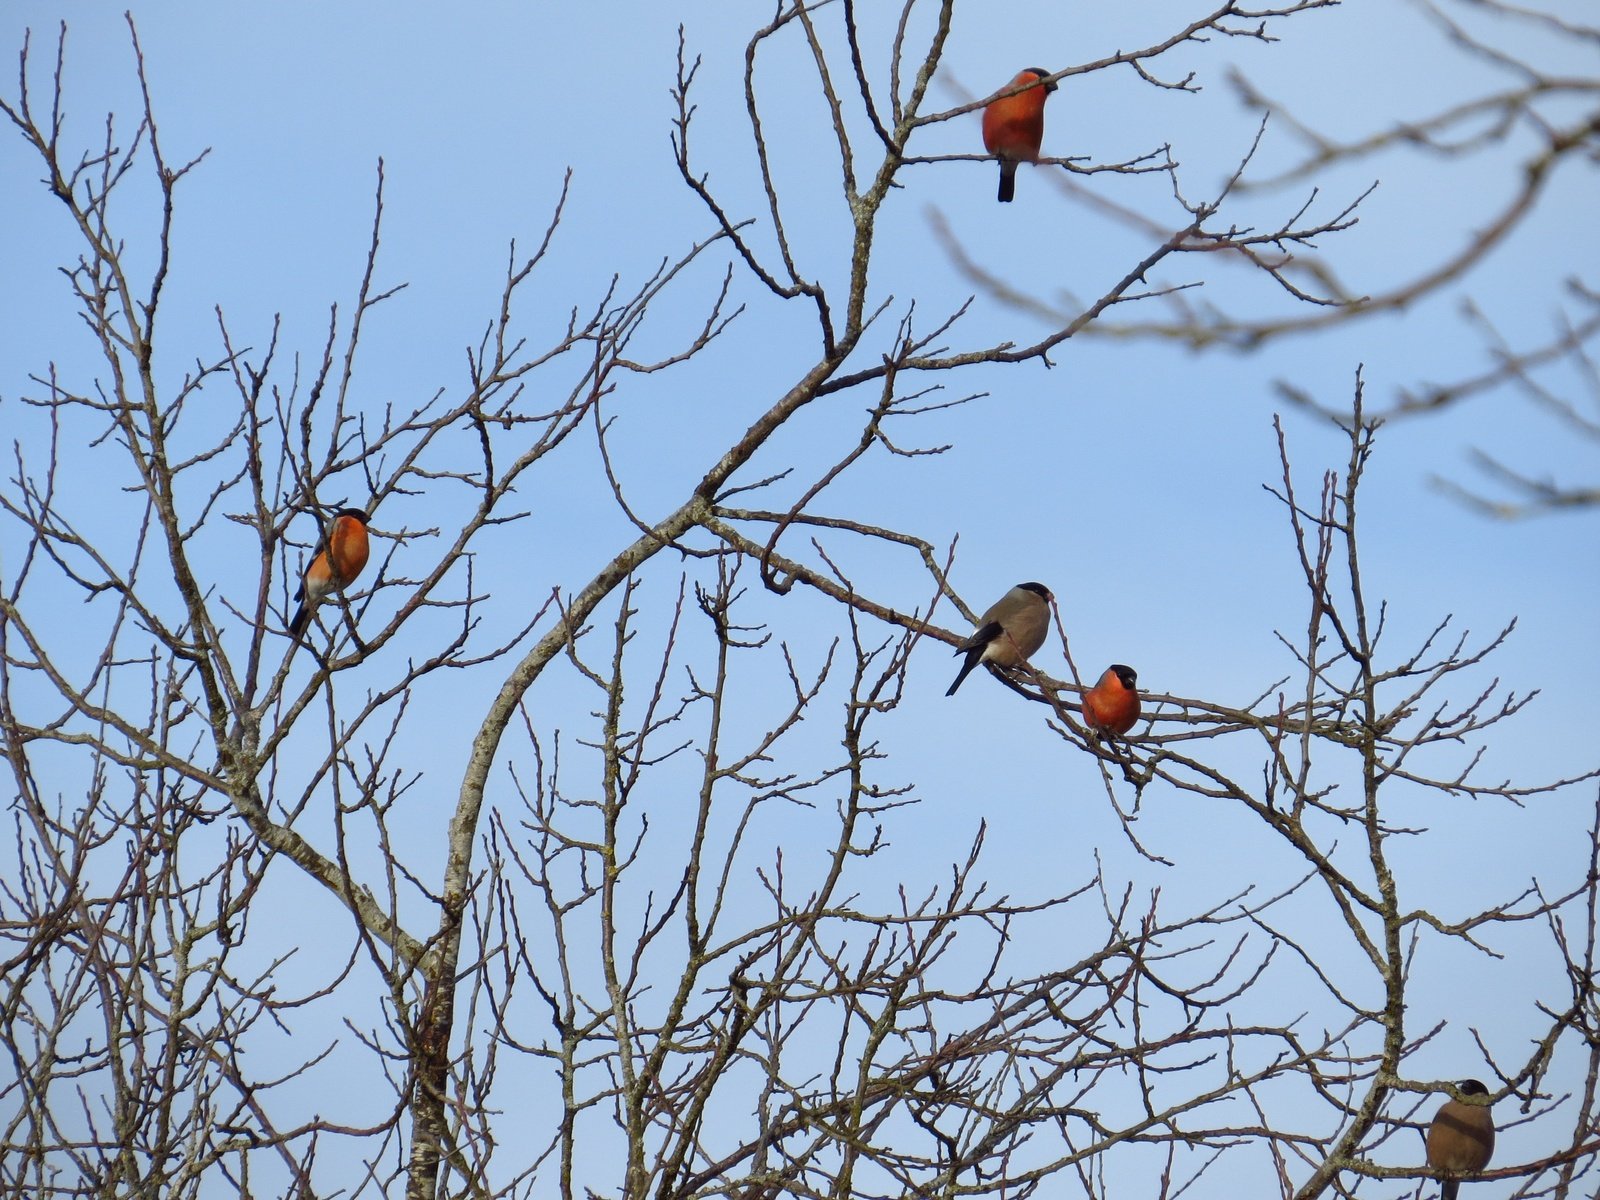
(1022, 67), (1060, 93)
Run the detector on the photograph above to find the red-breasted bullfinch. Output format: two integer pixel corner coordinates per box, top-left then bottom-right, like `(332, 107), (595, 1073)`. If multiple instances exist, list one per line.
(982, 67), (1058, 202)
(1426, 1079), (1494, 1200)
(1081, 664), (1140, 737)
(289, 507), (371, 638)
(946, 582), (1053, 696)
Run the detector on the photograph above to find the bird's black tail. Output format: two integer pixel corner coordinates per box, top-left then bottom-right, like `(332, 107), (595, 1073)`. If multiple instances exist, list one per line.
(997, 161), (1017, 203)
(946, 651), (981, 696)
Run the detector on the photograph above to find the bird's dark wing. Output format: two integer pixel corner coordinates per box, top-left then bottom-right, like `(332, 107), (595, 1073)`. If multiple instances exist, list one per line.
(955, 621), (1002, 655)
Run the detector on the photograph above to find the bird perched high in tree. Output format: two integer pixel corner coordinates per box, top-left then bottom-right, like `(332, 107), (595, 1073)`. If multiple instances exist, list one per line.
(1426, 1079), (1495, 1200)
(946, 582), (1053, 696)
(1082, 664), (1141, 738)
(982, 67), (1058, 202)
(289, 507), (372, 640)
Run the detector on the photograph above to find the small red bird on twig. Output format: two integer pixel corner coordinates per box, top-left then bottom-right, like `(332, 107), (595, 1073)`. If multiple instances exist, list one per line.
(1081, 664), (1141, 738)
(289, 507), (371, 639)
(982, 67), (1058, 202)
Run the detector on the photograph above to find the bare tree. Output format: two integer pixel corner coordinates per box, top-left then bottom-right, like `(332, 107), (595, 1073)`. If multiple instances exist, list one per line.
(1, 5), (1595, 1200)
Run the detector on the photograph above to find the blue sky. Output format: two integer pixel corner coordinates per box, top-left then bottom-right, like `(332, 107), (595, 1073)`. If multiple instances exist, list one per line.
(1, 1), (1595, 1195)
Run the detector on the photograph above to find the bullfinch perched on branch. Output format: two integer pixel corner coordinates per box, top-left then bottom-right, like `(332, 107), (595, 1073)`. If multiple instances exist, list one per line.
(1426, 1079), (1495, 1200)
(1081, 665), (1141, 738)
(946, 582), (1053, 696)
(982, 67), (1058, 202)
(288, 507), (371, 639)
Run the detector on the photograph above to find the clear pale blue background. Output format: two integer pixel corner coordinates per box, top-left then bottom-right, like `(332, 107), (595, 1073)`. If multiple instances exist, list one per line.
(1, 1), (1594, 1193)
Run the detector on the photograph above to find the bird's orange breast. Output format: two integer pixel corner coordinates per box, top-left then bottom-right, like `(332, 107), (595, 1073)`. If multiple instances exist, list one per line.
(982, 75), (1048, 161)
(1083, 674), (1140, 735)
(327, 516), (371, 587)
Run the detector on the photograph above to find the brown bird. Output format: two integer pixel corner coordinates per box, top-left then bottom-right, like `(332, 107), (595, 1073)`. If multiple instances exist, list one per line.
(289, 507), (372, 639)
(1082, 664), (1141, 737)
(981, 67), (1058, 202)
(946, 582), (1053, 696)
(1426, 1079), (1495, 1200)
